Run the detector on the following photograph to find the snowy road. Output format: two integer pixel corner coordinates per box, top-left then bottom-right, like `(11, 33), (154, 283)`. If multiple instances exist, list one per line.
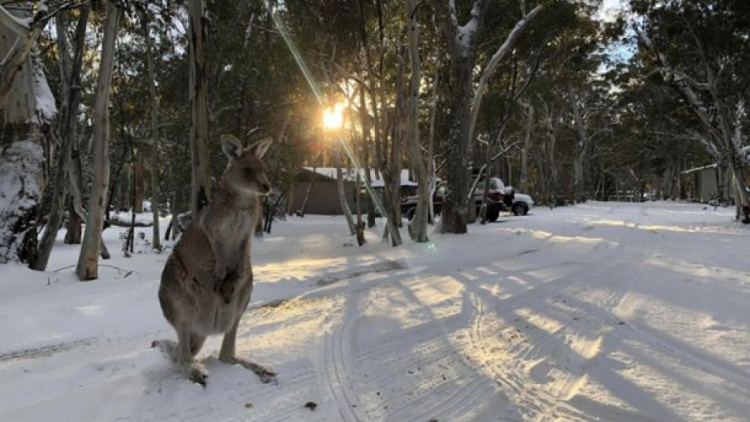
(1, 202), (750, 421)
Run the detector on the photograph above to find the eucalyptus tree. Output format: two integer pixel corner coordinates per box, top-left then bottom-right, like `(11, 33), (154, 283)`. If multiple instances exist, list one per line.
(0, 1), (76, 265)
(187, 0), (210, 216)
(433, 0), (545, 233)
(34, 3), (91, 270)
(632, 0), (750, 220)
(77, 2), (122, 280)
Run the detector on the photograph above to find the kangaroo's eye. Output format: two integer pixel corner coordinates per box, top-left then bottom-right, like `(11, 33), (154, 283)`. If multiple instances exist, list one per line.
(243, 167), (255, 178)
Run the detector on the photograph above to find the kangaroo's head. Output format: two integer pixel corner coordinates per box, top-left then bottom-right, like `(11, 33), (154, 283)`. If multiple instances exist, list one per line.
(220, 135), (273, 196)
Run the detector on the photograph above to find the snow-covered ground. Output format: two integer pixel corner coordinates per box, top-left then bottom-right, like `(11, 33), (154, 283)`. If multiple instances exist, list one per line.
(2, 202), (750, 421)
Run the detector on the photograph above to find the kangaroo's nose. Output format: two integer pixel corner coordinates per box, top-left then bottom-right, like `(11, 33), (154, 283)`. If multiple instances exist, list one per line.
(261, 183), (271, 193)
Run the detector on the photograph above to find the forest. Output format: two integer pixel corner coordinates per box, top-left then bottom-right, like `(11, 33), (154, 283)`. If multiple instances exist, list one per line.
(1, 0), (749, 277)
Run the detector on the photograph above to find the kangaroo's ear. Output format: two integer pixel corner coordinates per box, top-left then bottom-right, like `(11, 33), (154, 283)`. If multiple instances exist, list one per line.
(250, 137), (273, 159)
(221, 135), (243, 160)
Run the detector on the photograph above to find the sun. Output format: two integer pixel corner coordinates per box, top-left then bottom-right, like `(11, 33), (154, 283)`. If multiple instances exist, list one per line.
(323, 103), (345, 131)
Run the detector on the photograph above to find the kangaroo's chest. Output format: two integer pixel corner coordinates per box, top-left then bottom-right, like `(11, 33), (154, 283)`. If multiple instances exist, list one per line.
(219, 213), (252, 242)
(209, 209), (254, 251)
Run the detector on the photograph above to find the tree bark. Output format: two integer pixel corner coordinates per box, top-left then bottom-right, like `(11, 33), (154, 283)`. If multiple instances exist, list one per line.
(0, 6), (45, 108)
(299, 152), (322, 217)
(64, 200), (82, 244)
(0, 6), (55, 264)
(427, 61), (440, 225)
(76, 4), (120, 281)
(336, 150), (356, 235)
(382, 48), (407, 246)
(65, 141), (85, 243)
(142, 11), (161, 250)
(188, 0), (211, 216)
(519, 102), (533, 192)
(569, 90), (588, 203)
(406, 0), (429, 243)
(133, 149), (145, 213)
(540, 100), (559, 206)
(356, 66), (377, 228)
(435, 0), (488, 234)
(355, 171), (365, 246)
(33, 6), (89, 270)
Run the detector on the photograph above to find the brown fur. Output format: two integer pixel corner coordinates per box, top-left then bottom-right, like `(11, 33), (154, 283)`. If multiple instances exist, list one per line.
(153, 135), (275, 385)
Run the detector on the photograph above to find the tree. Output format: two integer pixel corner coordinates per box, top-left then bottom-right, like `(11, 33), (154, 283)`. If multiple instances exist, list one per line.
(632, 0), (750, 221)
(405, 0), (429, 242)
(77, 3), (121, 280)
(0, 3), (57, 264)
(142, 6), (162, 251)
(434, 0), (542, 233)
(34, 5), (90, 271)
(188, 0), (211, 216)
(434, 0), (489, 234)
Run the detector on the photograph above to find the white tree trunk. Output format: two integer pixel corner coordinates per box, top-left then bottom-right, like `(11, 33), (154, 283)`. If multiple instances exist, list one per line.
(76, 4), (120, 280)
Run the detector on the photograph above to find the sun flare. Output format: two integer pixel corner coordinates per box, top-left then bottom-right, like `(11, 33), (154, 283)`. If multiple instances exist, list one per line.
(323, 103), (345, 131)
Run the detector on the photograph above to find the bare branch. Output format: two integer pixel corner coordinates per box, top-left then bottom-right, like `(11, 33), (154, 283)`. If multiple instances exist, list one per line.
(467, 4), (543, 141)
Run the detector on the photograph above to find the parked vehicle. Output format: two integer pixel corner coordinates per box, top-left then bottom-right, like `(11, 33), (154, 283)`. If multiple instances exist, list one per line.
(401, 178), (534, 222)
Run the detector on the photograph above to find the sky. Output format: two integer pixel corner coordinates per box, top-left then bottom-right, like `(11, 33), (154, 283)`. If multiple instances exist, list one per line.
(594, 0), (636, 65)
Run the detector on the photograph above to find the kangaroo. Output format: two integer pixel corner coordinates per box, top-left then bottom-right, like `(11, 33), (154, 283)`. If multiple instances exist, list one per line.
(153, 135), (275, 386)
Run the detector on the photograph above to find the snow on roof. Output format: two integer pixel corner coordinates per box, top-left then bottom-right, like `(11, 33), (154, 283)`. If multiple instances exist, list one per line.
(301, 167), (418, 187)
(681, 164), (718, 175)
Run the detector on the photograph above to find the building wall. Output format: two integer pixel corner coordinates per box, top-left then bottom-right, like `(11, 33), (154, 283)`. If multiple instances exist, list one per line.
(696, 168), (718, 202)
(290, 180), (359, 215)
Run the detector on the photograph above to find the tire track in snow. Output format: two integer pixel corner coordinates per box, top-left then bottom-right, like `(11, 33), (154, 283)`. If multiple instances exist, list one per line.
(317, 297), (365, 422)
(379, 293), (502, 422)
(467, 292), (591, 421)
(389, 233), (626, 421)
(313, 280), (508, 422)
(458, 236), (638, 420)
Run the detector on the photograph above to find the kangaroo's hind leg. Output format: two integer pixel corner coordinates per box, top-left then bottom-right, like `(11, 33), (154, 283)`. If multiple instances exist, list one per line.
(152, 328), (208, 385)
(219, 318), (276, 383)
(219, 280), (276, 383)
(175, 324), (209, 385)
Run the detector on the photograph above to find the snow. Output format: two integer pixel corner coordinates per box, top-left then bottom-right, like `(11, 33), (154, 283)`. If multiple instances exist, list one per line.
(109, 210), (154, 226)
(0, 141), (43, 262)
(31, 59), (57, 124)
(2, 202), (750, 421)
(595, 0), (627, 23)
(682, 163), (718, 174)
(302, 167), (418, 188)
(456, 18), (477, 50)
